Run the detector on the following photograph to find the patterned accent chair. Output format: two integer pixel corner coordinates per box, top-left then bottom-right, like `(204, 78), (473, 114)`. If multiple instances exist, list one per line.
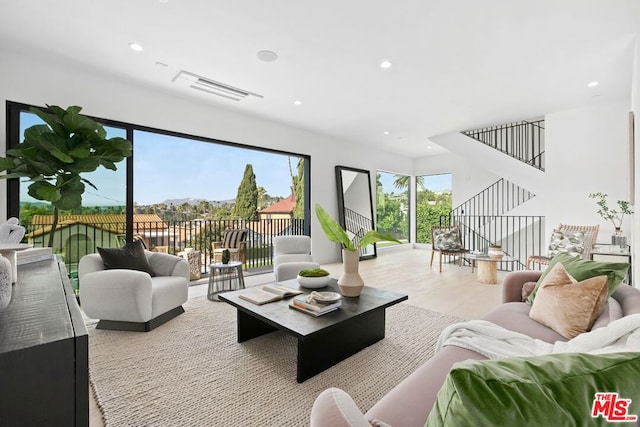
(212, 229), (248, 264)
(430, 226), (468, 272)
(526, 224), (600, 270)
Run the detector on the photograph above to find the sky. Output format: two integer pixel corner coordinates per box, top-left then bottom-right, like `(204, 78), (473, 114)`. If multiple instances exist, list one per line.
(19, 112), (300, 206)
(18, 111), (450, 207)
(378, 170), (452, 194)
(133, 131), (299, 205)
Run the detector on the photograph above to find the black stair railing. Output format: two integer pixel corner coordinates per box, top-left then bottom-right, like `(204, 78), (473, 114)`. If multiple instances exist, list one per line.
(440, 214), (545, 271)
(462, 119), (545, 170)
(452, 178), (535, 218)
(344, 207), (374, 256)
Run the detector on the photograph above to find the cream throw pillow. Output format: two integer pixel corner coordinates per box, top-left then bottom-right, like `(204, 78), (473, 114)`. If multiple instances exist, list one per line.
(529, 263), (608, 339)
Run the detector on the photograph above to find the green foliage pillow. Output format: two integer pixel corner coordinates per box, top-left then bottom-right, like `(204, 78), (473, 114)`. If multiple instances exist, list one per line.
(426, 352), (640, 427)
(526, 253), (629, 305)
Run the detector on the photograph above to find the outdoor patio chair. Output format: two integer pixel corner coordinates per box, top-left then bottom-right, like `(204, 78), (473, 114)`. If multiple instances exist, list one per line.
(212, 229), (248, 264)
(430, 225), (469, 272)
(526, 223), (600, 270)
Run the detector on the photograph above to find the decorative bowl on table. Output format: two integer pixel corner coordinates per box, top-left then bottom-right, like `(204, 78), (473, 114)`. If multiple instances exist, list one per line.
(297, 268), (331, 289)
(308, 291), (341, 304)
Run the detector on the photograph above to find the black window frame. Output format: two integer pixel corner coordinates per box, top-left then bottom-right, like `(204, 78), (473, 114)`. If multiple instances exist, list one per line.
(5, 100), (312, 240)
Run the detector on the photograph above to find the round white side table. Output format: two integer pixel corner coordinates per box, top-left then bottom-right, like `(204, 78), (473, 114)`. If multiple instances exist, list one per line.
(207, 261), (245, 301)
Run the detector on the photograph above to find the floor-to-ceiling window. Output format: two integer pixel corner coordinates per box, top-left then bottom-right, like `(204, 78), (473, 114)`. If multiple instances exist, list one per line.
(376, 171), (410, 245)
(6, 101), (310, 274)
(416, 173), (453, 243)
(132, 129), (307, 269)
(16, 110), (127, 222)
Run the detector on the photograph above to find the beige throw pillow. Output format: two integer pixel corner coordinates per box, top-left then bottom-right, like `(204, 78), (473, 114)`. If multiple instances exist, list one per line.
(529, 263), (608, 339)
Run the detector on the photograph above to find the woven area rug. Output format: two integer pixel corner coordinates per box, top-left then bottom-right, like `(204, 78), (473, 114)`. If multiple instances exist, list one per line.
(88, 297), (463, 426)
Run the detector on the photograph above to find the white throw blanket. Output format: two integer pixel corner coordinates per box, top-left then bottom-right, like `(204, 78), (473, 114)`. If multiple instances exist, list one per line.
(436, 313), (640, 359)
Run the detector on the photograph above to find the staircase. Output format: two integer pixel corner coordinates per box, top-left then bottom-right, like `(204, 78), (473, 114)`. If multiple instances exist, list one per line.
(443, 214), (544, 270)
(449, 179), (538, 268)
(462, 119), (545, 170)
(452, 178), (535, 218)
(436, 119), (546, 269)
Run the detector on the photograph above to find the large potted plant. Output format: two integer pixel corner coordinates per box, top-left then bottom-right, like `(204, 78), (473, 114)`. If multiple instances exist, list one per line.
(0, 105), (132, 247)
(315, 203), (399, 296)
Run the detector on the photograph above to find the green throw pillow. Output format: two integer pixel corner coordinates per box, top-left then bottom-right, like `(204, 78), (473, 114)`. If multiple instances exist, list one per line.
(426, 352), (640, 427)
(526, 253), (629, 305)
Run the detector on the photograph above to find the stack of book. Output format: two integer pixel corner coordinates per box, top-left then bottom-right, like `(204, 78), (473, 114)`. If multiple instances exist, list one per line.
(238, 284), (303, 305)
(289, 294), (342, 317)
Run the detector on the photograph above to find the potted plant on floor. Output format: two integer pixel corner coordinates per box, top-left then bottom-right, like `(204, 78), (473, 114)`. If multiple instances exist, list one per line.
(315, 203), (399, 296)
(0, 105), (132, 247)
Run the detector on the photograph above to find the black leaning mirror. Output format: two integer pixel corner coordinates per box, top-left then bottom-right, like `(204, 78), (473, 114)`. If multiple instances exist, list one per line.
(335, 165), (377, 260)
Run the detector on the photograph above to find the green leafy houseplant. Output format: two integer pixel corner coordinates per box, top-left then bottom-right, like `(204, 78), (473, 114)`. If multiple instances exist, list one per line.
(315, 203), (400, 250)
(588, 192), (634, 230)
(0, 105), (132, 247)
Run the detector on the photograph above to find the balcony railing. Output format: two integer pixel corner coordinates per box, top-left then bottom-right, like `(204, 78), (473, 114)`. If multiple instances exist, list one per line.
(25, 218), (306, 277)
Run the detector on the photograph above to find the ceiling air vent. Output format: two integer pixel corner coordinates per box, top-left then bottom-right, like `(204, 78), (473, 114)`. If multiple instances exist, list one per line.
(172, 70), (263, 102)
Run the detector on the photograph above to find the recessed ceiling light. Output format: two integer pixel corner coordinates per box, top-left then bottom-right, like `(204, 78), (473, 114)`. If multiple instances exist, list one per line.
(380, 60), (392, 69)
(427, 146), (432, 150)
(257, 50), (278, 62)
(587, 81), (599, 88)
(128, 42), (143, 52)
(293, 100), (302, 105)
(383, 131), (390, 135)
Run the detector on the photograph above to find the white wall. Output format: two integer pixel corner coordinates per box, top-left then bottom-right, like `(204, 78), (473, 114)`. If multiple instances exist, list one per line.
(415, 100), (631, 253)
(0, 48), (413, 264)
(543, 100), (631, 243)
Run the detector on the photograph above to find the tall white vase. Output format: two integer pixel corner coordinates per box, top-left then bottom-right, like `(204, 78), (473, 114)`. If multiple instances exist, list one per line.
(0, 254), (12, 311)
(337, 249), (364, 297)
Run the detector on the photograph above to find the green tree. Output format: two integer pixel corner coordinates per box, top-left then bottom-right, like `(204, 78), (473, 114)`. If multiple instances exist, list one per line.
(293, 159), (305, 219)
(0, 105), (132, 247)
(416, 190), (452, 243)
(232, 164), (258, 219)
(256, 186), (268, 210)
(393, 174), (425, 191)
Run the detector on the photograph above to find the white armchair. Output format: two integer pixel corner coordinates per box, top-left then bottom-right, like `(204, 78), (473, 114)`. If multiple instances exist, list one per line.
(273, 235), (320, 282)
(79, 250), (190, 332)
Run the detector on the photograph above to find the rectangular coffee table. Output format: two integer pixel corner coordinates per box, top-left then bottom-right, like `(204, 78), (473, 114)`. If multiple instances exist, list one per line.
(219, 280), (407, 382)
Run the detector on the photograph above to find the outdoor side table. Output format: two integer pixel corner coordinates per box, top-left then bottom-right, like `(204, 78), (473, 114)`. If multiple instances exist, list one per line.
(208, 261), (245, 301)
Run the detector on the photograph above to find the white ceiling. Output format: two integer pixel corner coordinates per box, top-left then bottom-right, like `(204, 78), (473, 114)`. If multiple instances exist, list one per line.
(1, 0), (639, 158)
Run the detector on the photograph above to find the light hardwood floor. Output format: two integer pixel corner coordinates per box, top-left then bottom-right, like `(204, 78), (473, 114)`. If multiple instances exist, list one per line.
(89, 247), (507, 426)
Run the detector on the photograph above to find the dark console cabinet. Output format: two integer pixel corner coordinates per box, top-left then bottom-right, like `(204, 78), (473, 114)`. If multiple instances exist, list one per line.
(0, 256), (88, 426)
